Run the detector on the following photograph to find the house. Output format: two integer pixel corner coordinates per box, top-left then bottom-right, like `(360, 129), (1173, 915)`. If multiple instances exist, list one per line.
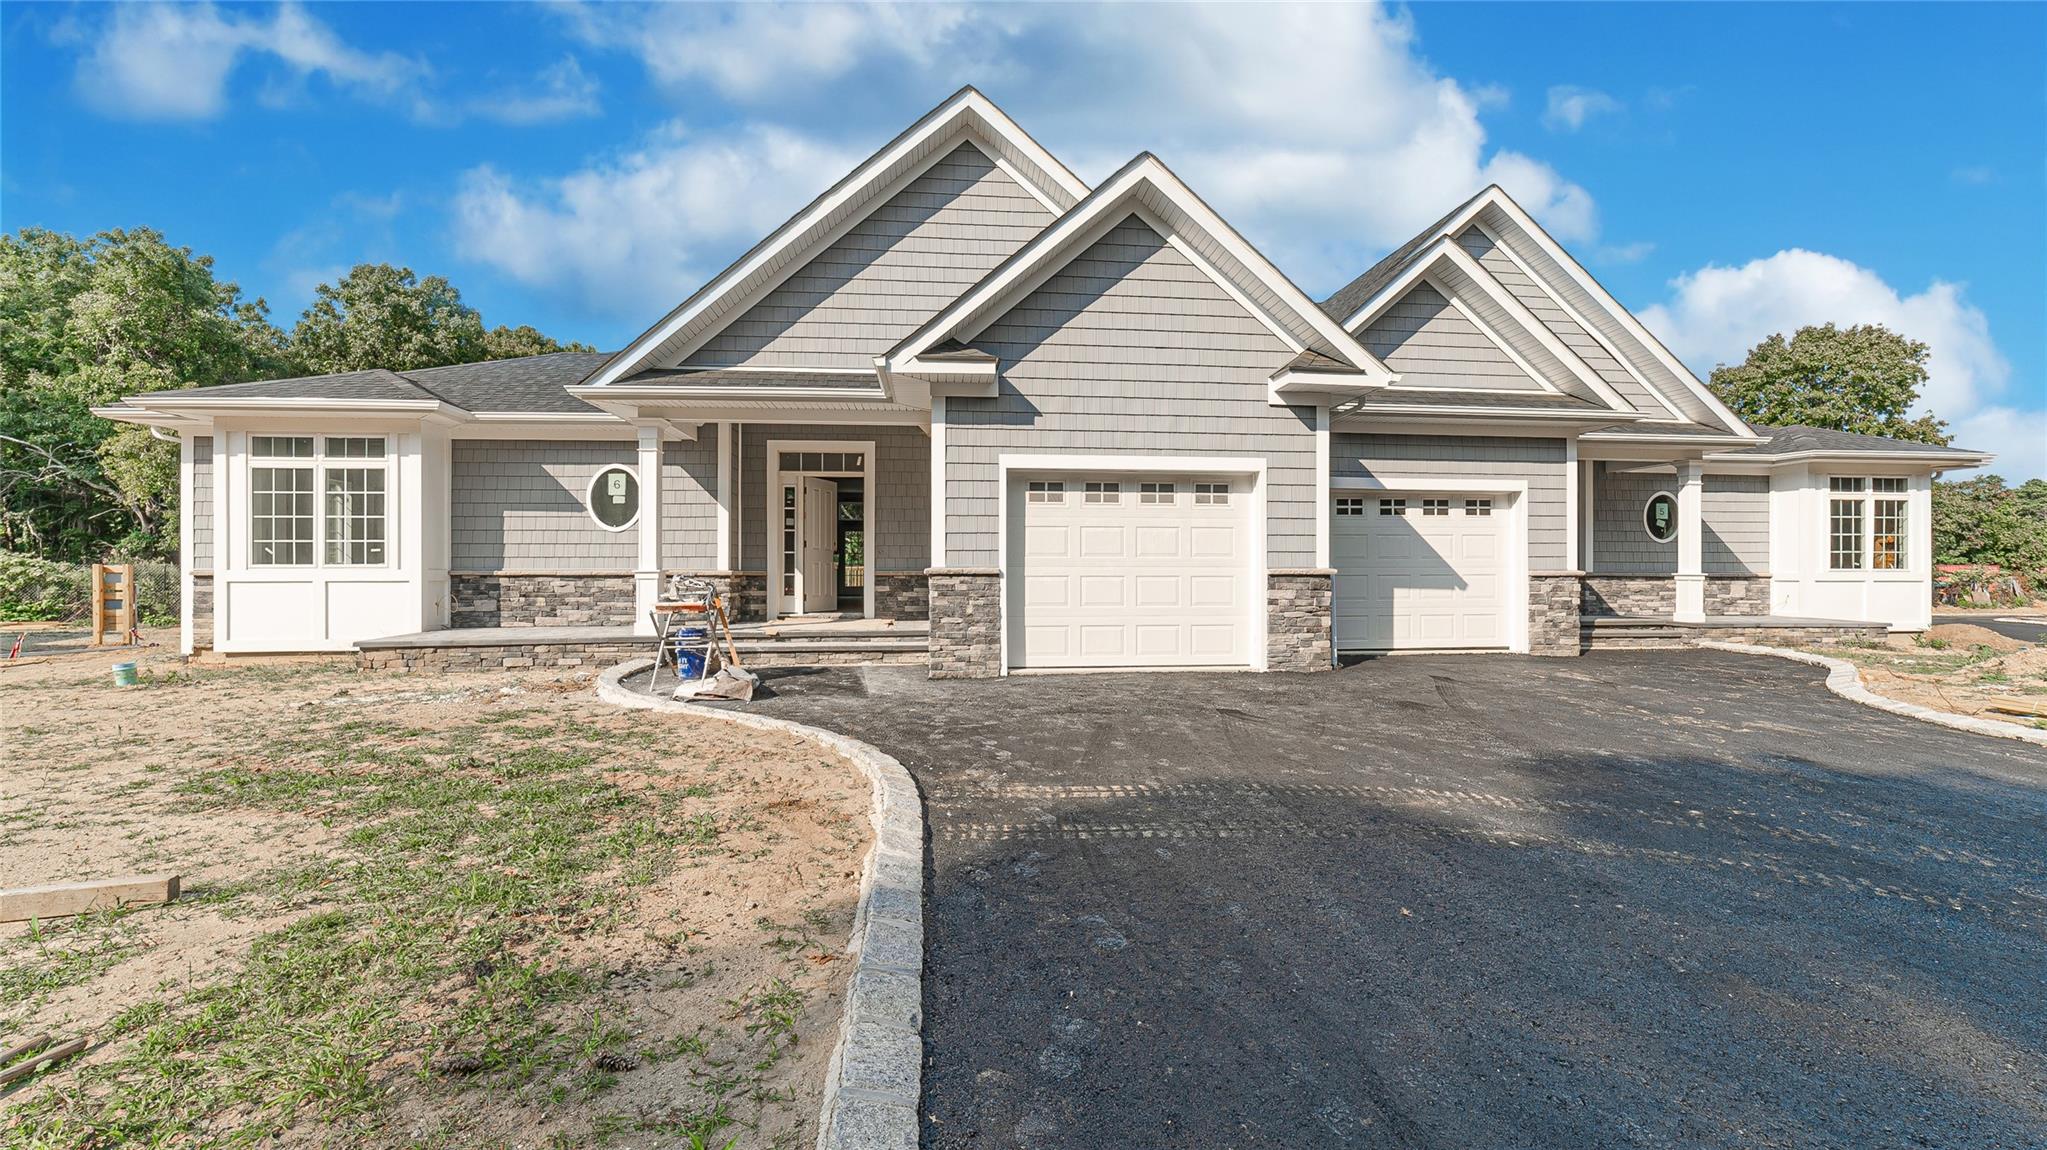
(96, 88), (1991, 676)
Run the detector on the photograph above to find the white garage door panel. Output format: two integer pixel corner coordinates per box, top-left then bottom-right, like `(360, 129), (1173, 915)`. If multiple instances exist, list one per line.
(1334, 495), (1509, 652)
(1010, 474), (1251, 669)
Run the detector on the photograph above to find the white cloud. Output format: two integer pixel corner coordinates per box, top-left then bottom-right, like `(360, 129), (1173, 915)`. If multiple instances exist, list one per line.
(468, 56), (601, 125)
(452, 124), (862, 313)
(498, 1), (1600, 306)
(1640, 249), (2040, 479)
(76, 2), (423, 121)
(1542, 85), (1622, 132)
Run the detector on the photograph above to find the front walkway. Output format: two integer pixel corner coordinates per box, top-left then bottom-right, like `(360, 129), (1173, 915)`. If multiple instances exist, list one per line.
(633, 651), (2047, 1149)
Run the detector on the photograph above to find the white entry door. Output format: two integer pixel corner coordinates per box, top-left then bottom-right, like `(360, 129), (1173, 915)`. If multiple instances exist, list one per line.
(1333, 493), (1508, 651)
(1009, 475), (1250, 669)
(800, 477), (838, 613)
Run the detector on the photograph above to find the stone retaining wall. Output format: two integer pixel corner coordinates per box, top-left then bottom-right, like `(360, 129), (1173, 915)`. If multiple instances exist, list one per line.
(1265, 571), (1333, 672)
(359, 640), (645, 673)
(927, 568), (1002, 679)
(450, 574), (635, 628)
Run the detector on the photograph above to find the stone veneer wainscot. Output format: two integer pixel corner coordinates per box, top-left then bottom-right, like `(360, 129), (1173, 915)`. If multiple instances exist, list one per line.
(926, 568), (1002, 679)
(1265, 570), (1334, 671)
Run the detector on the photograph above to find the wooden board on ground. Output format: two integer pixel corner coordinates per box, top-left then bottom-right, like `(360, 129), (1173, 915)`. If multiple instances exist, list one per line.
(0, 874), (180, 922)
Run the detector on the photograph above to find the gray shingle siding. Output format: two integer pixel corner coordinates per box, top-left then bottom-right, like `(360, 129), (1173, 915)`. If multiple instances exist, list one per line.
(943, 215), (1316, 567)
(451, 440), (639, 571)
(661, 437), (720, 569)
(684, 143), (1052, 371)
(1455, 227), (1674, 417)
(737, 423), (930, 573)
(190, 436), (213, 570)
(1362, 282), (1542, 390)
(1331, 434), (1570, 567)
(1592, 464), (1768, 574)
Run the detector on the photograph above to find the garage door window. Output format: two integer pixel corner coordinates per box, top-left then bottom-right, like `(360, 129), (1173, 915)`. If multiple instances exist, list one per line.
(1335, 496), (1365, 516)
(1379, 498), (1407, 515)
(1084, 481), (1120, 504)
(1421, 498), (1450, 516)
(1194, 482), (1229, 506)
(1139, 482), (1176, 504)
(1027, 481), (1064, 504)
(1465, 499), (1492, 516)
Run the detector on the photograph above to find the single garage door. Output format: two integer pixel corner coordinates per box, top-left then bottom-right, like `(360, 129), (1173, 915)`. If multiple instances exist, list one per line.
(1332, 493), (1508, 651)
(1010, 474), (1251, 669)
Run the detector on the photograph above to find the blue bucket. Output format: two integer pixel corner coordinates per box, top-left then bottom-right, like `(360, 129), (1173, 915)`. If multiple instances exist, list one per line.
(673, 629), (708, 679)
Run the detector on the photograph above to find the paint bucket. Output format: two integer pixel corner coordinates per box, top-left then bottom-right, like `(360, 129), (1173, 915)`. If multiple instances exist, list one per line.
(112, 661), (138, 687)
(674, 629), (708, 679)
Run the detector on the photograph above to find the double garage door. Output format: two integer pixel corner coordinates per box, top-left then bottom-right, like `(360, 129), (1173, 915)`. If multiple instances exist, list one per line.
(1009, 474), (1250, 669)
(1332, 493), (1509, 652)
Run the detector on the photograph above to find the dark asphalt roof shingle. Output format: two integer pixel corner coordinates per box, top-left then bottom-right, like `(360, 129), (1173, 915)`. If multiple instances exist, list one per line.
(1343, 389), (1604, 412)
(1318, 187), (1490, 324)
(134, 369), (435, 404)
(1734, 424), (1985, 457)
(403, 352), (614, 413)
(614, 368), (884, 392)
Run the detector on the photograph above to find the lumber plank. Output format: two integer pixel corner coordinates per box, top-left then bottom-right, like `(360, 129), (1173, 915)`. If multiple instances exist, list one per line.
(0, 1036), (87, 1086)
(0, 874), (180, 923)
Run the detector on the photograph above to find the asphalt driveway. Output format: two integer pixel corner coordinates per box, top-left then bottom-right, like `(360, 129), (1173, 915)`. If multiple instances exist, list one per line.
(717, 650), (2047, 1149)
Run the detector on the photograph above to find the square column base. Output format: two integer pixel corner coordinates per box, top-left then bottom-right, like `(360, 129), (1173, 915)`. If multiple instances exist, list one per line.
(1673, 573), (1706, 623)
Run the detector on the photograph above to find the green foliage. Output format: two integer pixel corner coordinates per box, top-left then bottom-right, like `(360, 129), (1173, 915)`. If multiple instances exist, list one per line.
(1933, 474), (2047, 569)
(2, 228), (587, 562)
(1708, 322), (1951, 445)
(0, 550), (91, 621)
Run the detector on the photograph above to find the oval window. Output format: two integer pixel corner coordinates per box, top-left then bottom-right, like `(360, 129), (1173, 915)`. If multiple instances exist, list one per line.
(1643, 491), (1678, 543)
(587, 466), (639, 531)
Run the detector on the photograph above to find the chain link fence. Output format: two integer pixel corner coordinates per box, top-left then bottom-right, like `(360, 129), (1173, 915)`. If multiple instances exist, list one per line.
(0, 552), (181, 625)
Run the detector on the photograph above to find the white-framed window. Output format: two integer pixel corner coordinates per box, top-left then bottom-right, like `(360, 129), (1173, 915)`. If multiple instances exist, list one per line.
(248, 435), (389, 567)
(1139, 482), (1177, 505)
(1421, 498), (1450, 517)
(1828, 476), (1909, 571)
(1083, 481), (1120, 504)
(1464, 499), (1492, 517)
(1026, 480), (1064, 504)
(587, 465), (639, 532)
(1335, 496), (1365, 516)
(1193, 482), (1230, 506)
(1643, 491), (1679, 544)
(1379, 498), (1407, 515)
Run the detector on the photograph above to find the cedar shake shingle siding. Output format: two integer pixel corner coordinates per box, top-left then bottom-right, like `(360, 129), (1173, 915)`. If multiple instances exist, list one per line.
(683, 143), (1053, 371)
(451, 440), (638, 571)
(1362, 282), (1543, 391)
(1455, 227), (1673, 417)
(191, 436), (213, 570)
(1592, 464), (1768, 575)
(1331, 434), (1571, 567)
(943, 215), (1317, 567)
(660, 437), (720, 569)
(737, 423), (930, 573)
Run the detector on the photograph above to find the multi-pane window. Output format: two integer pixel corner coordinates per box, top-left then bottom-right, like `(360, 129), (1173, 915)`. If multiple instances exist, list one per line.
(1139, 482), (1176, 504)
(1464, 499), (1492, 516)
(1379, 498), (1407, 515)
(1026, 481), (1064, 504)
(250, 436), (388, 567)
(1828, 477), (1867, 570)
(1193, 483), (1229, 506)
(1873, 478), (1907, 570)
(1421, 498), (1450, 516)
(1083, 481), (1120, 504)
(1829, 476), (1910, 571)
(778, 451), (863, 472)
(781, 486), (798, 597)
(1335, 496), (1365, 516)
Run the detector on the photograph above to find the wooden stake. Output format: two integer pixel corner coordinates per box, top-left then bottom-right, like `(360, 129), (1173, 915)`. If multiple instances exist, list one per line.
(0, 1037), (87, 1086)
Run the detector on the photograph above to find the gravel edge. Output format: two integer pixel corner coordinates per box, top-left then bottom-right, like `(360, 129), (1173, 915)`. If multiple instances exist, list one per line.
(1698, 640), (2047, 747)
(596, 659), (925, 1150)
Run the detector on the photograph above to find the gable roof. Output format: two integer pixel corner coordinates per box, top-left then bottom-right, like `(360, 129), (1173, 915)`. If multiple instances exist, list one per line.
(581, 87), (1088, 390)
(92, 352), (615, 422)
(1321, 185), (1760, 437)
(884, 151), (1396, 399)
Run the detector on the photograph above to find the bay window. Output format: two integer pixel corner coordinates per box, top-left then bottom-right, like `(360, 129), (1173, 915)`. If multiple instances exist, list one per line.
(1827, 476), (1909, 572)
(249, 436), (390, 567)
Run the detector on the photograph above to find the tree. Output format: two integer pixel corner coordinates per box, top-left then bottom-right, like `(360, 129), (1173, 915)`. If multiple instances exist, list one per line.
(1708, 322), (1950, 444)
(1934, 475), (2047, 570)
(289, 264), (588, 373)
(483, 323), (594, 361)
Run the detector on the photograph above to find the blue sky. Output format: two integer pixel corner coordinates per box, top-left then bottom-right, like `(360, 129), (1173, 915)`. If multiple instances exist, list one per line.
(4, 2), (2042, 476)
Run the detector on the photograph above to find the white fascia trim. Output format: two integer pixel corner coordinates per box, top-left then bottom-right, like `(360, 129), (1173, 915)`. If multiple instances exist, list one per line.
(888, 156), (1394, 385)
(589, 91), (1086, 390)
(1352, 242), (1634, 414)
(1702, 450), (1994, 467)
(1585, 431), (1777, 447)
(568, 385), (888, 403)
(102, 398), (461, 421)
(1474, 191), (1758, 435)
(1340, 404), (1640, 420)
(1331, 475), (1530, 496)
(1000, 453), (1270, 476)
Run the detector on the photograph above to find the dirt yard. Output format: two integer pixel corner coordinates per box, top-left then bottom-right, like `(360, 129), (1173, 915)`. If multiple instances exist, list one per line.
(0, 627), (872, 1149)
(1803, 622), (2047, 731)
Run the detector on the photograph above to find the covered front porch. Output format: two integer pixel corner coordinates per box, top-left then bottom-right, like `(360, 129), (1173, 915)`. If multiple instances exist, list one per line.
(356, 615), (930, 673)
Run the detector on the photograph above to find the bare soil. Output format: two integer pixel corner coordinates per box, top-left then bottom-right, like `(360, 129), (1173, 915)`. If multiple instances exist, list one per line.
(0, 627), (871, 1149)
(1806, 623), (2047, 730)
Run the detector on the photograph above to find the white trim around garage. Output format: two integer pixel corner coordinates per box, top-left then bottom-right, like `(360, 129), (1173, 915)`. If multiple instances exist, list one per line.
(995, 453), (1271, 675)
(1328, 475), (1532, 655)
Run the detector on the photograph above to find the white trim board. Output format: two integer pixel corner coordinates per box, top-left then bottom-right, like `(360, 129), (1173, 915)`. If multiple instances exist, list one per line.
(765, 438), (877, 621)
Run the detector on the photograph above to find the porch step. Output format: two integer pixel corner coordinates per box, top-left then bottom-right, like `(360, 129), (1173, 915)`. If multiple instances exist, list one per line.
(1581, 615), (1689, 651)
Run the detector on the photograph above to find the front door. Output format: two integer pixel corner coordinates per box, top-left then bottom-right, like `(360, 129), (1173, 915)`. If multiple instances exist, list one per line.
(800, 477), (839, 614)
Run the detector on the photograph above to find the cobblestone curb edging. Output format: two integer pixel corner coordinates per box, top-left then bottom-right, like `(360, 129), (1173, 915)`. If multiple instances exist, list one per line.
(596, 659), (925, 1149)
(1699, 640), (2047, 747)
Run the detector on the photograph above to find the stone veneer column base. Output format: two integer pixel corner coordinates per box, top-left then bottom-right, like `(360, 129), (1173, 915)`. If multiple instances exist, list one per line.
(872, 572), (930, 621)
(670, 571), (768, 623)
(1265, 569), (1333, 672)
(1529, 571), (1584, 656)
(191, 573), (214, 651)
(926, 568), (1002, 679)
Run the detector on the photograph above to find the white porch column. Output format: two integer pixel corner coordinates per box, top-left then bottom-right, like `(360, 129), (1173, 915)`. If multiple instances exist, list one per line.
(634, 426), (663, 636)
(1578, 457), (1597, 571)
(178, 431), (194, 656)
(929, 396), (947, 568)
(715, 421), (733, 571)
(1674, 459), (1705, 622)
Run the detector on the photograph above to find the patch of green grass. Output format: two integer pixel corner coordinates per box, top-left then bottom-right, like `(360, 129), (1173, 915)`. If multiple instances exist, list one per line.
(0, 908), (144, 1019)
